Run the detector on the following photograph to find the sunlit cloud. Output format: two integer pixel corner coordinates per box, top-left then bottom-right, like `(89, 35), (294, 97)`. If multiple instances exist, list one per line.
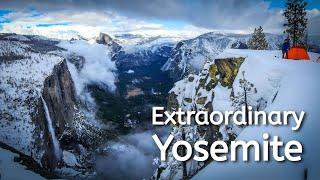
(0, 0), (319, 40)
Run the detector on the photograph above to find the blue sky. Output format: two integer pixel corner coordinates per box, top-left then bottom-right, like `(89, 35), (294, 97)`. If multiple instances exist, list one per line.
(267, 0), (320, 9)
(0, 10), (11, 21)
(0, 0), (319, 39)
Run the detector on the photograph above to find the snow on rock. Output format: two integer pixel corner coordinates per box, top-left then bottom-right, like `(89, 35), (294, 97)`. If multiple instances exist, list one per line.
(156, 54), (246, 179)
(126, 69), (135, 74)
(121, 37), (175, 54)
(3, 34), (31, 41)
(112, 37), (174, 70)
(0, 40), (31, 58)
(115, 33), (178, 53)
(62, 151), (79, 167)
(193, 49), (320, 180)
(0, 36), (63, 158)
(157, 49), (320, 179)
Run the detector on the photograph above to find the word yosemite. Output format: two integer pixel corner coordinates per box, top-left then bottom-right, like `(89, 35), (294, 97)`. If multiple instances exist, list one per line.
(152, 106), (305, 131)
(153, 133), (302, 162)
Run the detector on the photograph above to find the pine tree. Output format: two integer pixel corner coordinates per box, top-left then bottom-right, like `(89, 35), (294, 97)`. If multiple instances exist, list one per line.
(247, 26), (269, 50)
(283, 0), (308, 46)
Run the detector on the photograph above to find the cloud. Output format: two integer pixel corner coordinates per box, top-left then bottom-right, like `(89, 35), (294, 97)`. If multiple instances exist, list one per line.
(58, 40), (117, 95)
(0, 0), (319, 38)
(308, 9), (320, 35)
(0, 10), (163, 39)
(95, 127), (170, 180)
(0, 0), (282, 30)
(0, 8), (209, 39)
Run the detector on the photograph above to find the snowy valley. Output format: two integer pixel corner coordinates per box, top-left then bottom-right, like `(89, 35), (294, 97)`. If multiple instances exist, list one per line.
(0, 31), (319, 179)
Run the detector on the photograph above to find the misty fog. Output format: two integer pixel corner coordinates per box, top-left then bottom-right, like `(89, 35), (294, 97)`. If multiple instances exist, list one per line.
(95, 127), (170, 180)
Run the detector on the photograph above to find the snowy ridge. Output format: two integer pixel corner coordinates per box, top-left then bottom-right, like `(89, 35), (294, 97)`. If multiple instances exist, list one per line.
(192, 49), (320, 180)
(161, 32), (285, 80)
(0, 37), (63, 159)
(111, 33), (177, 70)
(0, 40), (30, 57)
(119, 36), (177, 54)
(115, 33), (181, 46)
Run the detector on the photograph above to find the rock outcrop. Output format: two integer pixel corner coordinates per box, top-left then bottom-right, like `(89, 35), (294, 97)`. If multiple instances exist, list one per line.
(154, 57), (245, 179)
(42, 59), (76, 135)
(96, 33), (122, 56)
(34, 59), (108, 171)
(30, 59), (76, 169)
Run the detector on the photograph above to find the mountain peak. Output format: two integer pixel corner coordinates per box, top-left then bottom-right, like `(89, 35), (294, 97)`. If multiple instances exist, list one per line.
(97, 32), (115, 45)
(96, 32), (122, 55)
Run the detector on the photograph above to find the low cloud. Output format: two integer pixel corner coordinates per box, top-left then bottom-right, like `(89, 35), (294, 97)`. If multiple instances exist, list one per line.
(95, 127), (170, 180)
(58, 40), (117, 105)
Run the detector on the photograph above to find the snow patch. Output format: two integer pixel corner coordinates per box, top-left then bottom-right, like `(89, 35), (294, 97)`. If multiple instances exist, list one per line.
(62, 151), (78, 167)
(0, 147), (44, 179)
(126, 69), (134, 74)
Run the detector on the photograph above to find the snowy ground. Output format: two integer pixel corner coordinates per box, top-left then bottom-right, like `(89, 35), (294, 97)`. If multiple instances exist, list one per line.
(193, 49), (320, 180)
(0, 39), (63, 158)
(0, 147), (44, 180)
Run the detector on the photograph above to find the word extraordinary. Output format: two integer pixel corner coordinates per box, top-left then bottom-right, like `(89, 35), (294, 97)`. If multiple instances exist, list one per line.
(152, 106), (305, 162)
(152, 106), (305, 131)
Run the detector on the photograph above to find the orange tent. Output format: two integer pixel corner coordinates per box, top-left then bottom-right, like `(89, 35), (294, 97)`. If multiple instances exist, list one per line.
(287, 47), (310, 60)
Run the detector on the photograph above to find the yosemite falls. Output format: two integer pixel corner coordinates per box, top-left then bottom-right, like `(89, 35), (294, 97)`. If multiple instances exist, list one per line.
(41, 96), (61, 161)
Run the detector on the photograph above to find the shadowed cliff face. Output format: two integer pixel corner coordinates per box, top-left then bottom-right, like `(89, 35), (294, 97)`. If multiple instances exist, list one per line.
(33, 59), (76, 169)
(34, 59), (113, 171)
(42, 59), (76, 136)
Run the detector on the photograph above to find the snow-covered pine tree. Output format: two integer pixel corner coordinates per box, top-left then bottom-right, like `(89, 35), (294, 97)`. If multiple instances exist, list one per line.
(247, 26), (269, 50)
(231, 71), (257, 122)
(283, 0), (308, 46)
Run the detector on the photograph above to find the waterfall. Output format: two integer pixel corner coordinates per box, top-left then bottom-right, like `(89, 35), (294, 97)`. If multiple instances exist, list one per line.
(41, 96), (61, 160)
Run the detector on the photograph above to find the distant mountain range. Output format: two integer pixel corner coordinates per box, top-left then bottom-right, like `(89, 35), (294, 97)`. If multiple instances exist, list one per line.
(161, 32), (286, 80)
